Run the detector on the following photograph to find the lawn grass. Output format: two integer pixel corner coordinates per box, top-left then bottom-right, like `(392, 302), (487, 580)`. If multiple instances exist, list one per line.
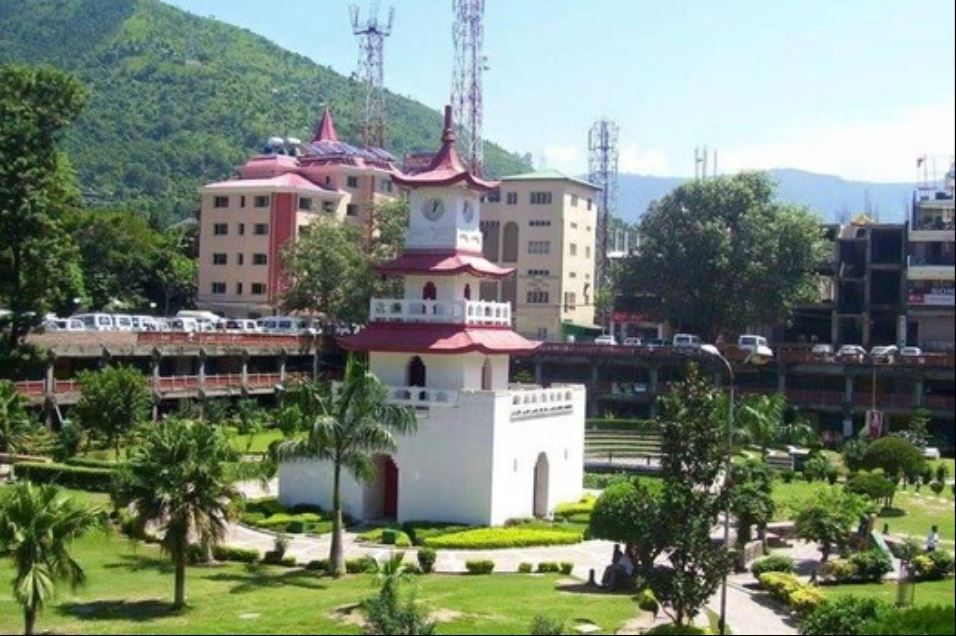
(226, 428), (285, 455)
(819, 577), (955, 608)
(0, 531), (638, 635)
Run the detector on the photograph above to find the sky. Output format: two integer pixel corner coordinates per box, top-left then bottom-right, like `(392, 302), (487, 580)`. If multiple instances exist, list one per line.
(166, 0), (955, 182)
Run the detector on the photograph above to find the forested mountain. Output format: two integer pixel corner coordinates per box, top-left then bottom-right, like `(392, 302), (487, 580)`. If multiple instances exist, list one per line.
(0, 0), (530, 223)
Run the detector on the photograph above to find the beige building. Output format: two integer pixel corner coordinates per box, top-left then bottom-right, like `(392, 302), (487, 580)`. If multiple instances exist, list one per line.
(197, 108), (399, 317)
(479, 170), (601, 339)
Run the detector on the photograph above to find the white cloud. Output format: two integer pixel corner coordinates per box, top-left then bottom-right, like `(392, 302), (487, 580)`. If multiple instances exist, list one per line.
(619, 144), (671, 176)
(538, 143), (582, 174)
(537, 142), (672, 177)
(719, 99), (956, 182)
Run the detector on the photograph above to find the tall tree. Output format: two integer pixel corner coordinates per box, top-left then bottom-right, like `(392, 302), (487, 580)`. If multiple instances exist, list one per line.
(113, 418), (238, 608)
(651, 364), (734, 627)
(735, 392), (788, 452)
(793, 488), (868, 561)
(618, 172), (825, 339)
(0, 65), (87, 348)
(730, 459), (776, 558)
(74, 365), (151, 460)
(588, 478), (665, 574)
(0, 380), (37, 454)
(274, 356), (416, 575)
(0, 483), (105, 635)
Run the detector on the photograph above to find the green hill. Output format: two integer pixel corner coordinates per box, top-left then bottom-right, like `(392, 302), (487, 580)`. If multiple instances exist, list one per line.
(0, 0), (530, 223)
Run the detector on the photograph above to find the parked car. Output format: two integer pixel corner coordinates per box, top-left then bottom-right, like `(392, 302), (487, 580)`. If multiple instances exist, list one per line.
(900, 346), (924, 357)
(41, 317), (85, 332)
(131, 315), (161, 332)
(672, 333), (702, 349)
(811, 343), (834, 357)
(258, 316), (314, 334)
(167, 317), (200, 332)
(922, 446), (941, 460)
(738, 334), (774, 359)
(836, 345), (867, 362)
(623, 337), (642, 346)
(221, 318), (260, 333)
(870, 345), (899, 363)
(645, 337), (670, 349)
(593, 334), (617, 346)
(71, 313), (114, 331)
(111, 314), (134, 331)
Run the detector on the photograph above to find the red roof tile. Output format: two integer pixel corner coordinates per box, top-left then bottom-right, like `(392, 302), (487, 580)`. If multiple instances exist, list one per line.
(375, 250), (514, 278)
(338, 323), (539, 354)
(312, 106), (339, 143)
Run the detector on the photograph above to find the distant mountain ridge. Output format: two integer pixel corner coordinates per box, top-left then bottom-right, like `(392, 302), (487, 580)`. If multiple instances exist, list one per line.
(616, 168), (914, 224)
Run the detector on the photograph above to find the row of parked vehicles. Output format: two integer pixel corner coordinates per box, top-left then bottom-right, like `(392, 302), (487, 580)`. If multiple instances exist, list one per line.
(812, 343), (925, 363)
(40, 311), (338, 335)
(592, 333), (775, 357)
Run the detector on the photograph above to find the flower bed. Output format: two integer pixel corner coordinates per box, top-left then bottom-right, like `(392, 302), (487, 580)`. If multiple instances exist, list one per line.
(422, 527), (582, 550)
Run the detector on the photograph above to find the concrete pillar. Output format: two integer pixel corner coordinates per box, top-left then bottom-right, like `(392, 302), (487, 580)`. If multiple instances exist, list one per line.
(534, 360), (543, 385)
(913, 379), (924, 408)
(198, 350), (207, 388)
(844, 374), (854, 403)
(649, 366), (659, 394)
(241, 350), (250, 396)
(777, 366), (787, 394)
(279, 351), (287, 382)
(44, 357), (55, 400)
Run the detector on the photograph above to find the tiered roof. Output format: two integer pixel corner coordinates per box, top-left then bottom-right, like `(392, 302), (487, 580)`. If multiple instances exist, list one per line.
(339, 323), (539, 354)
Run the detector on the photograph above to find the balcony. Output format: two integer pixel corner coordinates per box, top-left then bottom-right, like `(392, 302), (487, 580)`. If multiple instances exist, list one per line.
(369, 298), (512, 327)
(387, 385), (459, 408)
(383, 383), (579, 420)
(906, 255), (956, 282)
(909, 209), (955, 242)
(510, 387), (575, 420)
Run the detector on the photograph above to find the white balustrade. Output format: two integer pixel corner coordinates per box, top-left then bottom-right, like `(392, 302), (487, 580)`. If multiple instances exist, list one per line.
(370, 298), (511, 327)
(509, 387), (575, 420)
(387, 385), (459, 408)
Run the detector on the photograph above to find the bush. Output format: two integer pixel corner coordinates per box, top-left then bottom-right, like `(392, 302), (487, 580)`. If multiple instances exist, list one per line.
(819, 558), (857, 582)
(789, 586), (825, 615)
(381, 528), (398, 545)
(802, 470), (814, 483)
(826, 469), (839, 485)
(864, 604), (956, 635)
(935, 464), (950, 483)
(924, 550), (955, 580)
(305, 559), (330, 572)
(922, 465), (934, 485)
(213, 545), (259, 563)
(559, 562), (573, 575)
(402, 521), (471, 545)
(536, 562), (560, 573)
(518, 562), (533, 574)
(846, 470), (896, 505)
(586, 418), (659, 432)
(759, 572), (803, 603)
(862, 437), (924, 481)
(554, 496), (595, 518)
(12, 461), (114, 491)
(751, 554), (794, 577)
(529, 614), (565, 635)
(417, 548), (436, 574)
(346, 556), (377, 574)
(645, 625), (708, 635)
(422, 527), (581, 550)
(804, 453), (833, 482)
(799, 596), (885, 636)
(849, 549), (893, 582)
(842, 437), (869, 473)
(54, 423), (84, 461)
(358, 526), (412, 547)
(929, 480), (944, 495)
(244, 497), (285, 516)
(637, 588), (659, 617)
(780, 469), (795, 483)
(465, 560), (495, 574)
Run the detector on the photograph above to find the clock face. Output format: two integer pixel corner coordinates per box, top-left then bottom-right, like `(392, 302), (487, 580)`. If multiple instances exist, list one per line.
(462, 200), (474, 223)
(423, 197), (445, 221)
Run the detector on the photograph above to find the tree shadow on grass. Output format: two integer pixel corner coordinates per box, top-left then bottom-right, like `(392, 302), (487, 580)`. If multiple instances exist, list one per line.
(103, 552), (174, 574)
(554, 581), (635, 597)
(57, 599), (185, 622)
(204, 563), (329, 594)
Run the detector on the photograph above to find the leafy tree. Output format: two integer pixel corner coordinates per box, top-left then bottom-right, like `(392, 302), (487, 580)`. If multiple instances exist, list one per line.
(793, 488), (868, 561)
(588, 479), (665, 573)
(0, 65), (87, 348)
(74, 365), (151, 460)
(730, 459), (775, 553)
(362, 552), (435, 635)
(0, 379), (37, 454)
(845, 471), (897, 508)
(799, 596), (885, 636)
(651, 365), (733, 627)
(803, 453), (833, 482)
(842, 437), (869, 473)
(895, 408), (930, 450)
(0, 483), (105, 635)
(735, 392), (787, 452)
(618, 172), (825, 338)
(274, 356), (416, 576)
(862, 436), (924, 482)
(113, 418), (239, 608)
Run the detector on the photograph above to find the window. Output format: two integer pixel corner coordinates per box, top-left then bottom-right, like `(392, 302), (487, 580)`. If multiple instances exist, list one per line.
(587, 199), (593, 210)
(346, 204), (358, 217)
(536, 327), (549, 339)
(213, 223), (228, 235)
(251, 283), (266, 295)
(212, 253), (227, 265)
(570, 222), (578, 229)
(379, 179), (393, 193)
(254, 195), (270, 208)
(253, 253), (268, 265)
(586, 225), (592, 233)
(322, 201), (335, 213)
(481, 220), (500, 261)
(237, 253), (244, 265)
(298, 197), (314, 211)
(506, 192), (518, 205)
(585, 246), (591, 258)
(569, 243), (577, 256)
(238, 223), (245, 236)
(584, 272), (591, 280)
(235, 282), (243, 295)
(529, 219), (551, 227)
(530, 191), (552, 205)
(527, 269), (550, 276)
(571, 194), (579, 207)
(211, 282), (226, 294)
(563, 292), (576, 310)
(347, 175), (359, 188)
(254, 223), (269, 235)
(240, 195), (246, 208)
(213, 196), (229, 208)
(486, 190), (501, 203)
(502, 222), (519, 262)
(526, 291), (550, 304)
(569, 272), (577, 278)
(528, 240), (551, 254)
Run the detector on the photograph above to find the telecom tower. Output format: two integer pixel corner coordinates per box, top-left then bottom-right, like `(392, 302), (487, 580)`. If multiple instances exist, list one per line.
(588, 119), (620, 293)
(350, 1), (394, 148)
(452, 0), (486, 174)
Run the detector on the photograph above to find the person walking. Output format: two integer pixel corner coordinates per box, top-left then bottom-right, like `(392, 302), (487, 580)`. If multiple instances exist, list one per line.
(926, 525), (940, 553)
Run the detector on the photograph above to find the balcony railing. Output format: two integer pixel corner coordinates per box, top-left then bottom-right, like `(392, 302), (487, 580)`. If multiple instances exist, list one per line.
(387, 385), (459, 408)
(510, 387), (575, 420)
(370, 298), (512, 326)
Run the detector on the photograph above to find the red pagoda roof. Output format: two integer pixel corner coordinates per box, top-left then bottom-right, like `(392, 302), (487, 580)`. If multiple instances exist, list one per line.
(391, 106), (499, 192)
(338, 323), (539, 354)
(375, 249), (514, 279)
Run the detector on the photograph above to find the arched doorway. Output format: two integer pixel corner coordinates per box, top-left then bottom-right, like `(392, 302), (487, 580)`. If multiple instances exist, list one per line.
(481, 358), (492, 390)
(422, 281), (437, 300)
(407, 356), (426, 387)
(502, 222), (519, 263)
(367, 454), (399, 519)
(533, 452), (549, 518)
(463, 283), (472, 300)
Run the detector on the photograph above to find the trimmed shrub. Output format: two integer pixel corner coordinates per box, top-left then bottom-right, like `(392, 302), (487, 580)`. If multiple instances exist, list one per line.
(929, 480), (944, 495)
(403, 563), (423, 576)
(422, 527), (581, 550)
(923, 550), (955, 580)
(12, 461), (114, 491)
(799, 596), (885, 636)
(245, 497), (285, 517)
(554, 496), (595, 518)
(536, 562), (561, 573)
(585, 418), (659, 432)
(644, 625), (707, 635)
(935, 464), (950, 483)
(751, 554), (794, 578)
(358, 526), (412, 547)
(862, 437), (924, 481)
(789, 586), (825, 616)
(849, 549), (893, 582)
(780, 469), (795, 483)
(529, 614), (565, 636)
(759, 572), (802, 603)
(381, 528), (398, 545)
(819, 558), (857, 582)
(922, 465), (934, 485)
(305, 559), (330, 572)
(63, 457), (118, 470)
(826, 469), (839, 485)
(864, 604), (956, 635)
(559, 562), (573, 575)
(213, 545), (259, 563)
(465, 560), (495, 574)
(518, 562), (533, 574)
(417, 547), (436, 574)
(345, 556), (377, 574)
(637, 588), (659, 617)
(804, 453), (833, 482)
(402, 521), (471, 545)
(846, 470), (896, 504)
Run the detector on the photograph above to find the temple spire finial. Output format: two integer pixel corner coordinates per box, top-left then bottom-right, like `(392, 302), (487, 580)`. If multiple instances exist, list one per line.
(442, 105), (456, 144)
(312, 106), (339, 143)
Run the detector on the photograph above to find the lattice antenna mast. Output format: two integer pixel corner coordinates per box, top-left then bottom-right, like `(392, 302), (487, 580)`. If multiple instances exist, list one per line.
(588, 119), (620, 290)
(350, 1), (394, 148)
(452, 0), (486, 174)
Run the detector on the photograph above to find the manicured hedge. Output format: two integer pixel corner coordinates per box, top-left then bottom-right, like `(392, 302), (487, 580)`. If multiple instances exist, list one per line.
(213, 545), (260, 563)
(586, 418), (660, 432)
(417, 548), (436, 574)
(465, 560), (495, 574)
(402, 521), (471, 546)
(13, 461), (114, 491)
(751, 554), (794, 577)
(64, 457), (121, 470)
(346, 556), (377, 574)
(758, 572), (825, 615)
(423, 527), (582, 550)
(554, 496), (595, 518)
(358, 526), (412, 547)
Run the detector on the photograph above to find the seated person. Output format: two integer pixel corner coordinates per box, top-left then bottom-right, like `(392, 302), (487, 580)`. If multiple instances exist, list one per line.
(601, 544), (623, 589)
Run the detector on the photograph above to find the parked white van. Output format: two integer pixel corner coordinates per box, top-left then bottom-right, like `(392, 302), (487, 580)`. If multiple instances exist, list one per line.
(131, 315), (160, 332)
(672, 333), (702, 349)
(110, 314), (134, 331)
(258, 316), (314, 334)
(167, 317), (200, 332)
(42, 317), (86, 332)
(738, 334), (774, 359)
(221, 318), (260, 333)
(72, 313), (114, 331)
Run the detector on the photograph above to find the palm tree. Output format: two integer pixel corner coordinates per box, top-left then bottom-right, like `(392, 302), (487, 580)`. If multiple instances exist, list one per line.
(0, 380), (36, 454)
(274, 355), (416, 576)
(0, 483), (105, 635)
(113, 418), (238, 608)
(736, 392), (787, 453)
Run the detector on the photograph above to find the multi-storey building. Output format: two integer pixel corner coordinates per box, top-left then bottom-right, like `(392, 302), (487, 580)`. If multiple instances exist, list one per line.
(197, 108), (400, 317)
(905, 165), (955, 352)
(478, 171), (601, 340)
